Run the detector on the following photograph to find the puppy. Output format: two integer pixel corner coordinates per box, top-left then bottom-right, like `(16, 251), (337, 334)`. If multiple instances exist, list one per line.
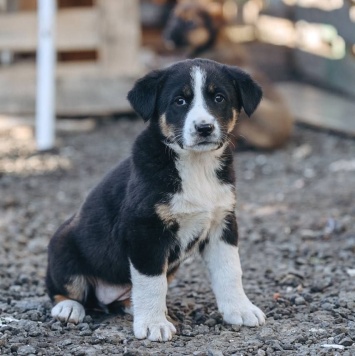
(164, 1), (294, 149)
(46, 58), (265, 342)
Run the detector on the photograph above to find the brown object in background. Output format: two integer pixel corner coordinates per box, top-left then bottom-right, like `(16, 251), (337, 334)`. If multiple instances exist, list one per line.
(164, 0), (294, 150)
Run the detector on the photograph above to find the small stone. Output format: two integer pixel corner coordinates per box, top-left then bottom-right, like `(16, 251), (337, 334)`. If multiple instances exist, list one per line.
(78, 322), (90, 330)
(17, 345), (37, 355)
(246, 338), (263, 348)
(205, 318), (217, 327)
(51, 322), (62, 331)
(28, 311), (41, 322)
(310, 278), (332, 293)
(302, 293), (313, 302)
(196, 324), (209, 334)
(61, 339), (72, 346)
(294, 296), (305, 305)
(339, 337), (353, 347)
(321, 302), (334, 311)
(258, 327), (275, 340)
(346, 269), (355, 277)
(79, 329), (93, 336)
(266, 346), (273, 354)
(0, 334), (8, 347)
(334, 326), (347, 335)
(293, 144), (312, 160)
(28, 327), (42, 337)
(270, 340), (283, 351)
(83, 315), (93, 323)
(257, 350), (266, 356)
(208, 349), (224, 356)
(15, 301), (42, 313)
(282, 343), (295, 350)
(231, 324), (241, 332)
(142, 339), (152, 348)
(181, 328), (193, 336)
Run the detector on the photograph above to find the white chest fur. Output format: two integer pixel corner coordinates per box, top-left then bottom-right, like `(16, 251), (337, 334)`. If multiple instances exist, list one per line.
(168, 148), (235, 253)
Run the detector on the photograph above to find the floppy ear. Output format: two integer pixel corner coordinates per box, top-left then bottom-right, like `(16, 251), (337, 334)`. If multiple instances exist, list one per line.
(223, 65), (262, 117)
(127, 69), (165, 122)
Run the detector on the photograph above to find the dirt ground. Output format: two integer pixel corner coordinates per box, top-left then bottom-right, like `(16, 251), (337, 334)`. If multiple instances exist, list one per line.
(0, 117), (354, 355)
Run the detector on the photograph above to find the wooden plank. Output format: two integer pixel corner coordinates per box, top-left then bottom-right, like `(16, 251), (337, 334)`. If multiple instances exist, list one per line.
(56, 8), (99, 51)
(0, 114), (97, 133)
(293, 49), (355, 98)
(96, 0), (141, 75)
(0, 8), (99, 51)
(0, 63), (138, 115)
(277, 82), (355, 136)
(293, 3), (355, 97)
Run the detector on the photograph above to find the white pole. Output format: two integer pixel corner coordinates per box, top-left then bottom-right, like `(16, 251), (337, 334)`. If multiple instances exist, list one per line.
(36, 0), (56, 151)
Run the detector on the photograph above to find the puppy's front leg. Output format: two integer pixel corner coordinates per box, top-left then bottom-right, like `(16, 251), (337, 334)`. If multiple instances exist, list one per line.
(130, 263), (176, 341)
(202, 215), (265, 327)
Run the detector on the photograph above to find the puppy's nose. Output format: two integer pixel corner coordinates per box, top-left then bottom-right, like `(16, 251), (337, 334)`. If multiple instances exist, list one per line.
(195, 123), (215, 137)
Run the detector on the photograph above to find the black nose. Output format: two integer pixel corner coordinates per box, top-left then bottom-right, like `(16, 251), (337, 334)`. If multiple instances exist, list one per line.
(195, 123), (215, 137)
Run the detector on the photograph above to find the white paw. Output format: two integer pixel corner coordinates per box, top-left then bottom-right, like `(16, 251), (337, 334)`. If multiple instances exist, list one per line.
(134, 317), (176, 341)
(51, 300), (85, 324)
(222, 299), (266, 327)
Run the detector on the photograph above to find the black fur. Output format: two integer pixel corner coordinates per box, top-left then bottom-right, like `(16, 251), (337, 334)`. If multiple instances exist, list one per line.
(222, 65), (262, 117)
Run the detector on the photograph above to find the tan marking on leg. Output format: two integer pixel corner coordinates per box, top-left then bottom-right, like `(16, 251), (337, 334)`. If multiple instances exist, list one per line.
(119, 298), (132, 315)
(121, 298), (131, 308)
(64, 275), (88, 302)
(167, 270), (178, 284)
(155, 203), (176, 227)
(54, 294), (70, 304)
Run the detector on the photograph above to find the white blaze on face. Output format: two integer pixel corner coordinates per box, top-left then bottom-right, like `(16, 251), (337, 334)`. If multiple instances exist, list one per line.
(183, 66), (221, 149)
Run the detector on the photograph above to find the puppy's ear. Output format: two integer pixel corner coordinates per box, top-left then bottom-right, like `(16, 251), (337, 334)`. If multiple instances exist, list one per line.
(127, 69), (165, 122)
(223, 65), (262, 117)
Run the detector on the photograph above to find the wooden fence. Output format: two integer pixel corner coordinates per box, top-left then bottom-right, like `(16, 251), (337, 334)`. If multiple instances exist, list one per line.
(0, 0), (142, 115)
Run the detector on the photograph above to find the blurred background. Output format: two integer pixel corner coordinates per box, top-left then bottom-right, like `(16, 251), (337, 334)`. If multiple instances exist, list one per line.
(0, 0), (354, 147)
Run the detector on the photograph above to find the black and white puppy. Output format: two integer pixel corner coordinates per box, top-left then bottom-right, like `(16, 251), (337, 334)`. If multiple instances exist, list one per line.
(46, 58), (265, 342)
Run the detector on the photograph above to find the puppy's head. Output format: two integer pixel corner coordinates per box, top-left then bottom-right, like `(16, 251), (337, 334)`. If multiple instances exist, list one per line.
(163, 2), (220, 53)
(127, 59), (262, 152)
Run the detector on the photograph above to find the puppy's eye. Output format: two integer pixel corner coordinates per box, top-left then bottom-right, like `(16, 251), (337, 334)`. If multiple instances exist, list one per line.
(174, 97), (187, 106)
(214, 94), (225, 103)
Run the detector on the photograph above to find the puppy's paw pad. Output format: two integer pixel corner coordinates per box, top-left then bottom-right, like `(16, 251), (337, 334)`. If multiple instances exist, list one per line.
(51, 300), (85, 324)
(134, 319), (176, 342)
(223, 301), (266, 327)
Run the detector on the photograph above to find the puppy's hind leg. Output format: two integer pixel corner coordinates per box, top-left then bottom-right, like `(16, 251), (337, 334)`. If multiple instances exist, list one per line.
(50, 276), (88, 324)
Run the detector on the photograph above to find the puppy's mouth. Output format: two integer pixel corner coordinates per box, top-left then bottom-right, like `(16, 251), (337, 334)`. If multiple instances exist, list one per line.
(197, 140), (215, 146)
(165, 133), (226, 151)
(185, 140), (224, 151)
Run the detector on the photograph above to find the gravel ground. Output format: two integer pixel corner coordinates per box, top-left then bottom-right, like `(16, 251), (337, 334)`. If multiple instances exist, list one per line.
(0, 117), (355, 355)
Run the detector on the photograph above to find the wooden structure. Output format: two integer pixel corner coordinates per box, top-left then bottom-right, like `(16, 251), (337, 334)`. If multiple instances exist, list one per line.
(0, 0), (142, 115)
(278, 82), (355, 137)
(293, 2), (355, 97)
(259, 0), (355, 97)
